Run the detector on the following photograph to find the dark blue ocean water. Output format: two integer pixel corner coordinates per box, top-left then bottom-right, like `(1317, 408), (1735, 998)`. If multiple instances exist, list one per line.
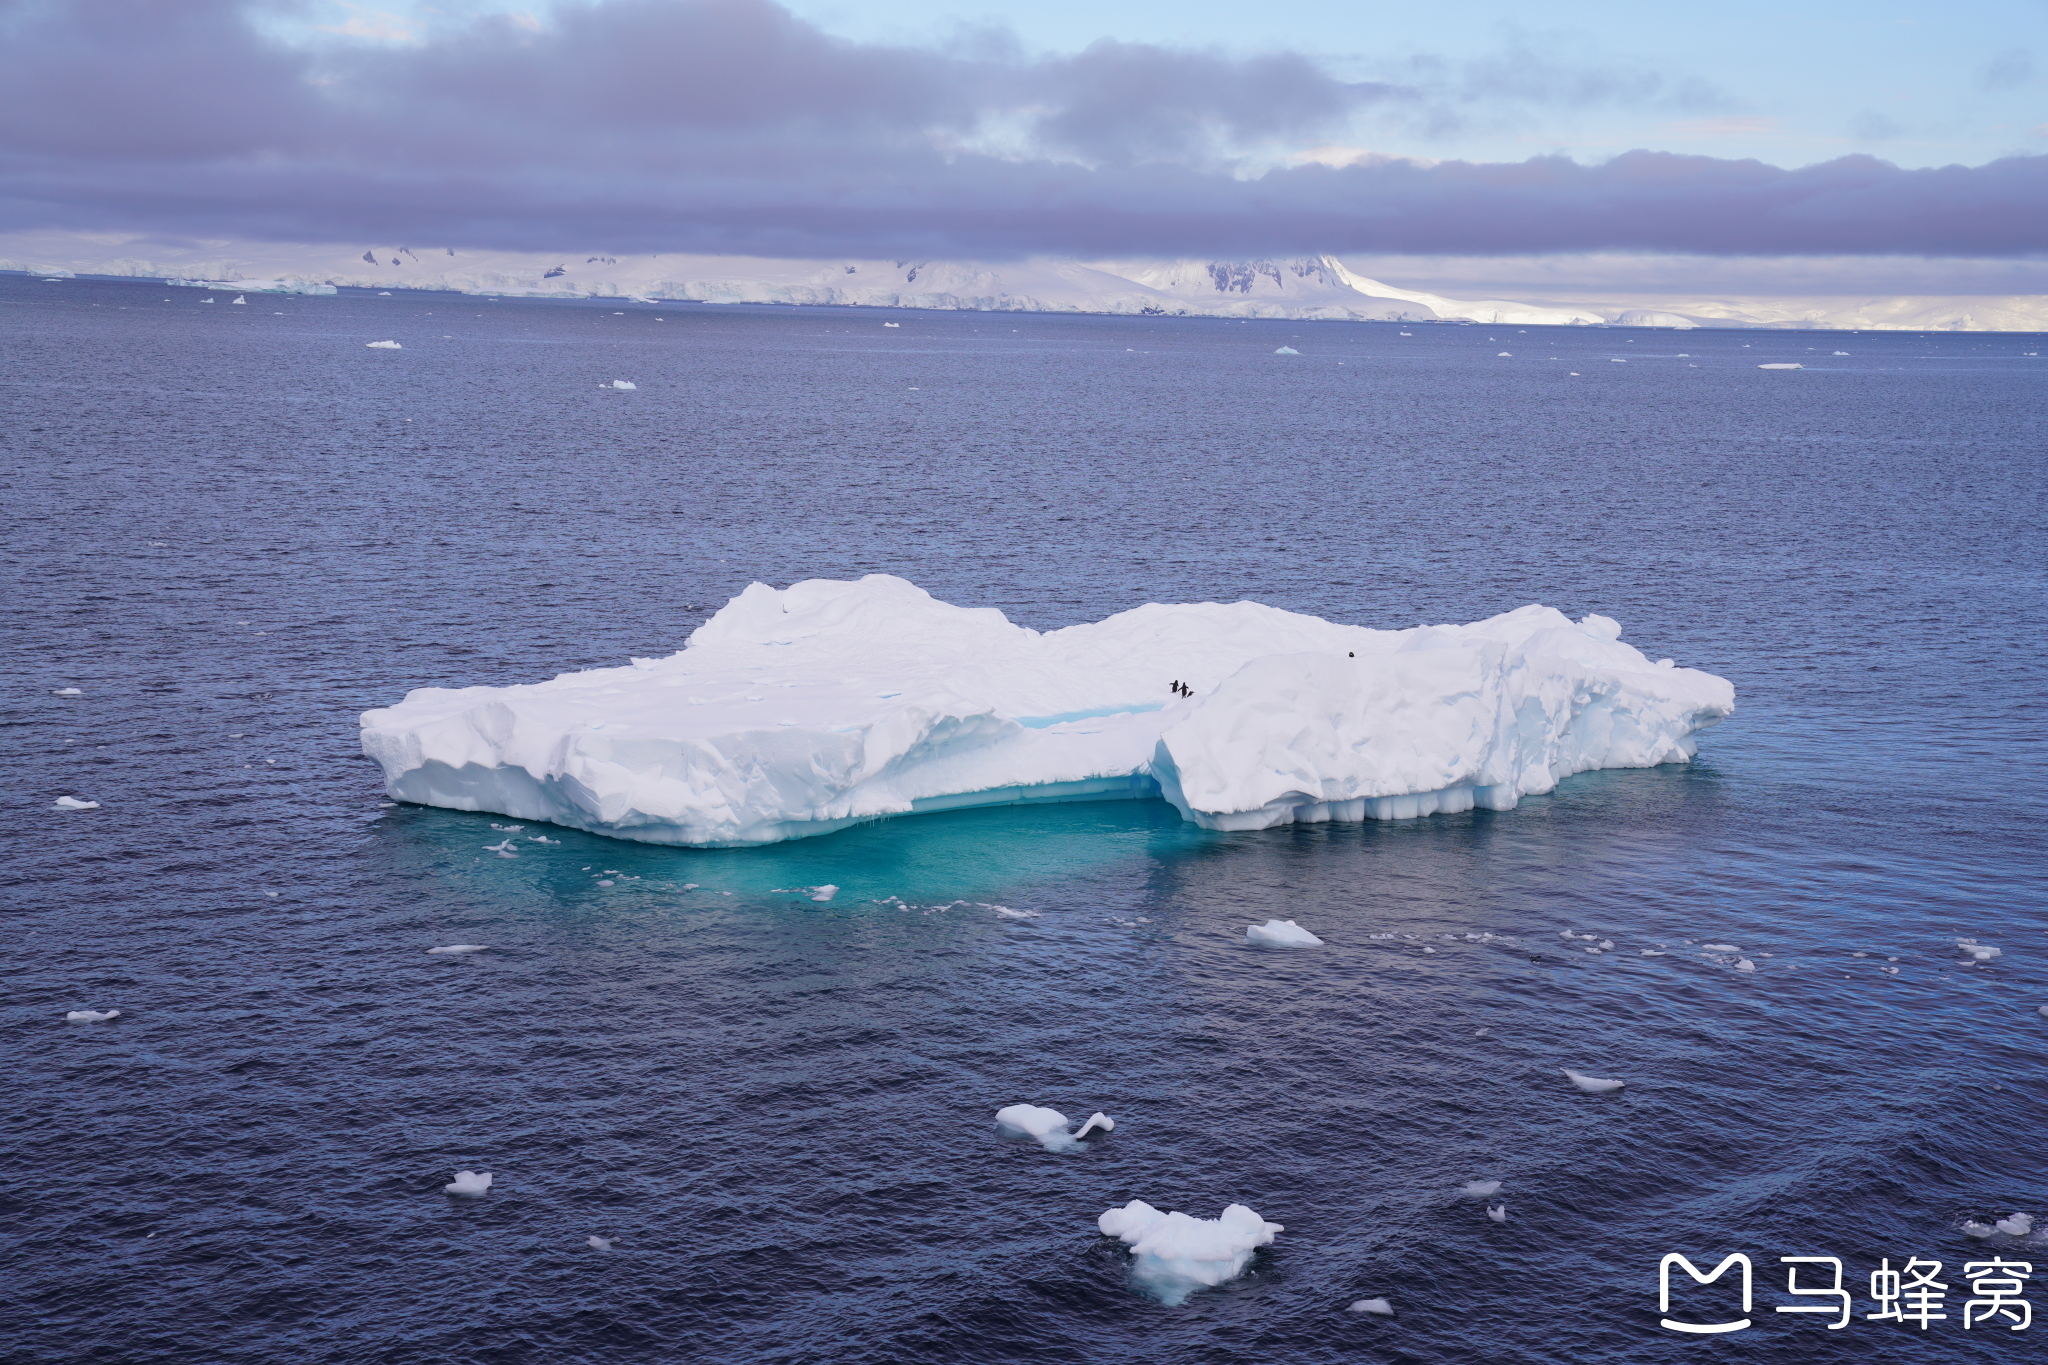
(3, 273), (2045, 1364)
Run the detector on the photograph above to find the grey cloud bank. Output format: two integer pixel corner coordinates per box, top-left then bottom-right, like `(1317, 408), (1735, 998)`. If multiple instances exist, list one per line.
(0, 0), (2043, 262)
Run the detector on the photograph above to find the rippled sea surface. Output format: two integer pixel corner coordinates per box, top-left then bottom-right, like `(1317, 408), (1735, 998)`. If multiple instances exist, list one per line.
(4, 275), (2046, 1364)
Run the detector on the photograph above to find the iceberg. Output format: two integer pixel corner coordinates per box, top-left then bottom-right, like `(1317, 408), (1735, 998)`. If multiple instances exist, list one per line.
(359, 575), (1734, 847)
(1097, 1200), (1284, 1304)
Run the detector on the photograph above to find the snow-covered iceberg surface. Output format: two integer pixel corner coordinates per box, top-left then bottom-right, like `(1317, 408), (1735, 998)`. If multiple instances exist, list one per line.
(1098, 1200), (1285, 1304)
(359, 576), (1734, 847)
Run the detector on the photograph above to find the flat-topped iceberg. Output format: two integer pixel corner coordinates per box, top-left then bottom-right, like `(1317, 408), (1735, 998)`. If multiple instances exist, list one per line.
(360, 575), (1733, 847)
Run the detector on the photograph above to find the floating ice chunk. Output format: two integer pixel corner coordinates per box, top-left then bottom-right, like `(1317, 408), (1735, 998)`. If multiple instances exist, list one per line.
(51, 687), (83, 697)
(1462, 1180), (1501, 1197)
(1701, 944), (1740, 953)
(53, 796), (99, 810)
(996, 1104), (1114, 1151)
(366, 340), (402, 349)
(883, 322), (899, 327)
(427, 944), (489, 954)
(1833, 351), (1850, 356)
(1758, 363), (1802, 370)
(528, 835), (559, 843)
(1098, 1200), (1282, 1305)
(444, 1170), (492, 1196)
(360, 575), (1734, 848)
(810, 884), (838, 902)
(606, 380), (636, 390)
(1351, 1296), (1394, 1316)
(588, 1235), (614, 1250)
(1488, 1204), (1508, 1222)
(1963, 1220), (1997, 1238)
(1247, 918), (1323, 947)
(1497, 352), (1511, 356)
(1561, 1068), (1625, 1094)
(1273, 346), (1299, 355)
(66, 1009), (120, 1022)
(231, 296), (245, 304)
(1735, 959), (1756, 972)
(1959, 941), (2001, 961)
(1996, 1213), (2034, 1236)
(994, 906), (1039, 918)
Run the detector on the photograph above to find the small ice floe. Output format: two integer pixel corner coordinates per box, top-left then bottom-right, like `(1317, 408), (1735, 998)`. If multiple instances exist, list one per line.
(1561, 1068), (1625, 1094)
(483, 840), (518, 856)
(1997, 1213), (2034, 1236)
(51, 687), (83, 697)
(1247, 918), (1323, 947)
(994, 906), (1040, 919)
(1640, 949), (1665, 956)
(1701, 943), (1739, 952)
(588, 1235), (614, 1250)
(231, 296), (246, 305)
(444, 1170), (492, 1196)
(1958, 941), (2001, 962)
(427, 944), (489, 954)
(1487, 1204), (1509, 1222)
(66, 1009), (120, 1023)
(1963, 1220), (1998, 1238)
(1833, 351), (1849, 356)
(883, 322), (899, 327)
(528, 835), (559, 844)
(490, 823), (523, 832)
(605, 380), (636, 390)
(53, 796), (99, 810)
(810, 885), (838, 902)
(1497, 352), (1512, 357)
(366, 340), (402, 349)
(1350, 1296), (1394, 1316)
(2038, 1005), (2048, 1018)
(1098, 1200), (1282, 1305)
(995, 1104), (1114, 1152)
(1758, 363), (1802, 369)
(1734, 959), (1757, 972)
(1273, 346), (1300, 355)
(1462, 1180), (1501, 1197)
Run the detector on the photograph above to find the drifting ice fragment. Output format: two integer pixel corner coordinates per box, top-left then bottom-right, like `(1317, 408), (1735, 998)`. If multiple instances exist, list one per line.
(1562, 1068), (1625, 1094)
(1701, 944), (1739, 952)
(810, 885), (838, 902)
(231, 296), (245, 305)
(1735, 959), (1756, 972)
(1963, 1220), (1997, 1238)
(427, 944), (489, 954)
(51, 687), (83, 697)
(1463, 1180), (1501, 1197)
(588, 1235), (614, 1250)
(1996, 1213), (2034, 1236)
(995, 1104), (1114, 1151)
(53, 796), (99, 810)
(366, 340), (402, 349)
(1497, 352), (1511, 357)
(444, 1170), (492, 1196)
(1273, 346), (1300, 355)
(66, 1009), (120, 1022)
(1247, 918), (1323, 947)
(1487, 1204), (1509, 1222)
(1098, 1199), (1282, 1305)
(1758, 363), (1802, 370)
(606, 380), (636, 390)
(1351, 1297), (1395, 1315)
(1958, 941), (2001, 961)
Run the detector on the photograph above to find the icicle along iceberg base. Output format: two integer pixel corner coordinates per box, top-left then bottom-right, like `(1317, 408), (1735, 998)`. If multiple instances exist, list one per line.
(360, 575), (1735, 848)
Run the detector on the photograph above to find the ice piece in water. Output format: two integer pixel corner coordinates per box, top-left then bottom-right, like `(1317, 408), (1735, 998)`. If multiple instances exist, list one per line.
(1958, 941), (2001, 961)
(427, 944), (489, 954)
(66, 1009), (120, 1022)
(588, 1235), (614, 1249)
(1995, 1213), (2033, 1236)
(1487, 1204), (1508, 1222)
(51, 687), (83, 697)
(995, 1104), (1114, 1151)
(1351, 1296), (1394, 1315)
(366, 340), (402, 349)
(360, 575), (1734, 847)
(1098, 1199), (1282, 1305)
(606, 379), (636, 390)
(1247, 918), (1323, 947)
(1463, 1180), (1501, 1197)
(1562, 1068), (1625, 1093)
(1758, 363), (1801, 369)
(810, 884), (838, 902)
(1273, 346), (1299, 355)
(53, 796), (99, 809)
(444, 1170), (492, 1196)
(1700, 944), (1740, 952)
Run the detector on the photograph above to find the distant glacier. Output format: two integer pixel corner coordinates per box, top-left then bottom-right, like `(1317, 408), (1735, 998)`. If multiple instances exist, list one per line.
(5, 230), (2045, 332)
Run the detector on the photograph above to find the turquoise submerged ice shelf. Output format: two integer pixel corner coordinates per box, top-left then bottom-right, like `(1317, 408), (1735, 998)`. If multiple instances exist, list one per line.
(359, 574), (1736, 846)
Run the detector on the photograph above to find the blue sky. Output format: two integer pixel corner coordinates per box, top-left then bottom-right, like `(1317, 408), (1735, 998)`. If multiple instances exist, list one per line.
(3, 0), (2042, 274)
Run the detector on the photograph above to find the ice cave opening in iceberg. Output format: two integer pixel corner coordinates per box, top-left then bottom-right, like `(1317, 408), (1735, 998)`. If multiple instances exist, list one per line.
(360, 575), (1734, 847)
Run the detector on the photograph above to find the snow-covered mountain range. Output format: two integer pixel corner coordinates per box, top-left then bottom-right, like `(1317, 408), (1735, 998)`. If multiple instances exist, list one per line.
(4, 231), (2043, 332)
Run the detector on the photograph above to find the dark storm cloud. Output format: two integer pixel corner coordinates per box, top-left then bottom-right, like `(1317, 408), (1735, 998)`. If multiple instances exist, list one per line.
(0, 0), (2042, 259)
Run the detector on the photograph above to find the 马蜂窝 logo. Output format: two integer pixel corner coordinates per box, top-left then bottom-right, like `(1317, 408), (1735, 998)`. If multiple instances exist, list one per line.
(1659, 1252), (2031, 1334)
